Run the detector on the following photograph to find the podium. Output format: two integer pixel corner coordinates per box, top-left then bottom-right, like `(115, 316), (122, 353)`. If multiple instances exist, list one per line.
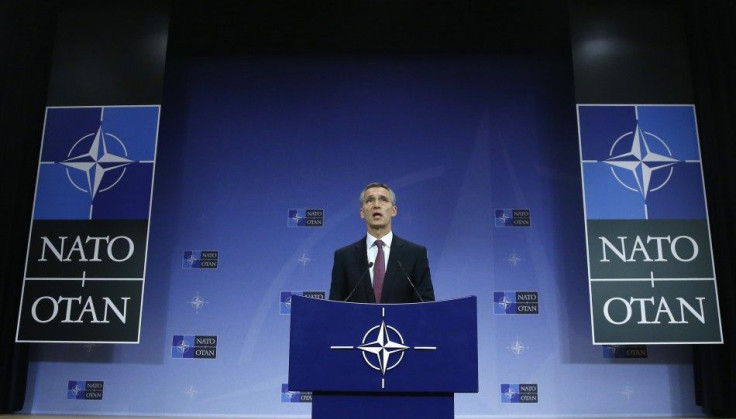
(288, 296), (478, 418)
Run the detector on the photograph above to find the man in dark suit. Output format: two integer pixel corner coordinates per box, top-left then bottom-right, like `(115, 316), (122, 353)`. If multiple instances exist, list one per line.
(329, 182), (435, 303)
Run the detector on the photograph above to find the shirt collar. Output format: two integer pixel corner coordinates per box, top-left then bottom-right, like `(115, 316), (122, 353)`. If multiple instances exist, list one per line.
(366, 231), (393, 248)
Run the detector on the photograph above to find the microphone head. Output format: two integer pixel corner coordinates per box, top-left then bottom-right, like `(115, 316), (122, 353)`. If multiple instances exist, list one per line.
(368, 261), (374, 268)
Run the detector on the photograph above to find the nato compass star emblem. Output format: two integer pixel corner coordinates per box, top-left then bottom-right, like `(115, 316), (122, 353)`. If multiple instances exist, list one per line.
(330, 307), (437, 389)
(184, 253), (197, 267)
(507, 337), (528, 358)
(507, 251), (522, 268)
(70, 384), (83, 397)
(602, 122), (679, 218)
(503, 386), (516, 401)
(60, 125), (133, 199)
(497, 295), (513, 311)
(621, 385), (635, 400)
(292, 212), (303, 224)
(284, 390), (297, 401)
(188, 292), (207, 314)
(175, 339), (190, 354)
(184, 384), (198, 399)
(296, 252), (312, 267)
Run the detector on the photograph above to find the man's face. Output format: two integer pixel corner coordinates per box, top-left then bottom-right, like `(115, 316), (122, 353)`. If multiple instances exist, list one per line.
(360, 187), (397, 230)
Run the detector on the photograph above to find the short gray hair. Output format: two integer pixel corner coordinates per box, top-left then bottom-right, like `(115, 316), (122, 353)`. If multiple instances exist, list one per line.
(359, 182), (396, 207)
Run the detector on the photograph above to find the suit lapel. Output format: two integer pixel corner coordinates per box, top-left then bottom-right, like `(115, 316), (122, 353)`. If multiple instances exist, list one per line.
(352, 238), (374, 303)
(383, 235), (404, 303)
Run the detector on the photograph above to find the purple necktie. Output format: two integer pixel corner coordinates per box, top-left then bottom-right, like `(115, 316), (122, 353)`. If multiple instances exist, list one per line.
(373, 240), (385, 303)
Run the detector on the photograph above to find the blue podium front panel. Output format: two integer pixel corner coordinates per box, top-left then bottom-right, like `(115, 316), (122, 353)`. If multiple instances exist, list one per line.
(313, 392), (454, 419)
(289, 296), (478, 393)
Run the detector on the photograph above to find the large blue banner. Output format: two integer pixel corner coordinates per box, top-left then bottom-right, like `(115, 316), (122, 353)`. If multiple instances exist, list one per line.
(17, 105), (160, 343)
(578, 104), (722, 344)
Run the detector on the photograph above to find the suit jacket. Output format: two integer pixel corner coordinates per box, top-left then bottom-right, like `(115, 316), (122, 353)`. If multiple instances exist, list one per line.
(329, 235), (435, 303)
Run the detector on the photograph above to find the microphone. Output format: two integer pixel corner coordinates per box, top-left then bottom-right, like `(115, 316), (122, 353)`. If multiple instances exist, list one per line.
(397, 260), (425, 303)
(344, 261), (373, 302)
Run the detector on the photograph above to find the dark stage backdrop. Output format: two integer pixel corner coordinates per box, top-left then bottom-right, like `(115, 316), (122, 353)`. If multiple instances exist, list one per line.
(19, 51), (702, 416)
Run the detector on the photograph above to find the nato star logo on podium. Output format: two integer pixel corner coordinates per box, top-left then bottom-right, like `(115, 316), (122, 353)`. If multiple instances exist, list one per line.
(34, 106), (159, 220)
(357, 321), (410, 375)
(330, 307), (436, 389)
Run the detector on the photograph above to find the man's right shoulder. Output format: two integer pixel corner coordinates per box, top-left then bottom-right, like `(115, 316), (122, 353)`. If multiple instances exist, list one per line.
(335, 237), (364, 255)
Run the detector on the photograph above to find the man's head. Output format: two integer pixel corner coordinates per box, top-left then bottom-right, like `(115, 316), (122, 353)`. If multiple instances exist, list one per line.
(359, 182), (397, 234)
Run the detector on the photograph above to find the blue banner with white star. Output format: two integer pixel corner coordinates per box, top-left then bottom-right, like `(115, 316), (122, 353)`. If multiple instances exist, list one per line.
(577, 104), (722, 344)
(16, 105), (160, 343)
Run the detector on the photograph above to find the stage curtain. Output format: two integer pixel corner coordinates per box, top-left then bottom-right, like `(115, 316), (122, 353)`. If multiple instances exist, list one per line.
(687, 0), (736, 417)
(0, 0), (57, 413)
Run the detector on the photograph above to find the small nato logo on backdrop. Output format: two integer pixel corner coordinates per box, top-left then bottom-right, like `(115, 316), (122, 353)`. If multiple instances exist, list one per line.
(182, 250), (219, 269)
(67, 381), (104, 400)
(495, 209), (531, 227)
(35, 106), (159, 221)
(603, 345), (648, 359)
(171, 335), (217, 359)
(281, 383), (312, 403)
(493, 291), (539, 315)
(287, 209), (324, 227)
(501, 384), (538, 403)
(280, 291), (326, 315)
